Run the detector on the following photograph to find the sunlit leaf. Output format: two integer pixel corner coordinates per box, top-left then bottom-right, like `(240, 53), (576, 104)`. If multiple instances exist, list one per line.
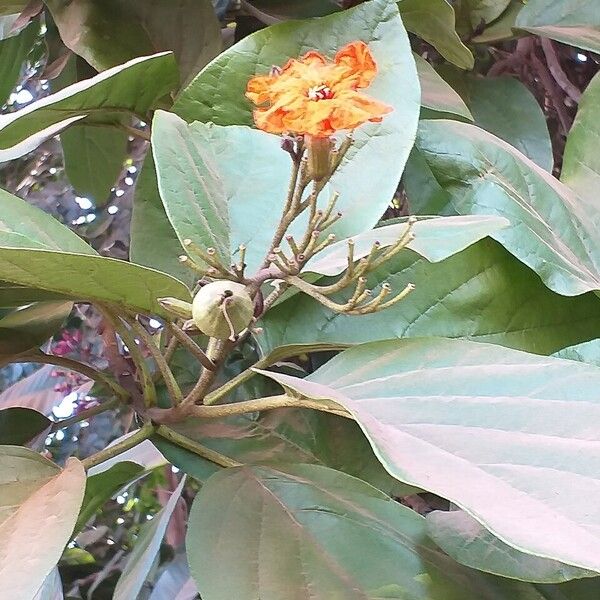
(260, 338), (600, 572)
(0, 447), (85, 599)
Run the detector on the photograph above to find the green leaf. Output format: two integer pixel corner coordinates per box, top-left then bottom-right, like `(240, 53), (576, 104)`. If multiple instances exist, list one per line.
(32, 567), (63, 600)
(415, 119), (600, 296)
(243, 0), (340, 21)
(151, 111), (231, 266)
(516, 0), (600, 54)
(148, 555), (196, 600)
(0, 186), (96, 254)
(472, 1), (523, 43)
(426, 510), (597, 583)
(421, 70), (552, 169)
(87, 434), (166, 476)
(154, 409), (416, 496)
(61, 124), (128, 207)
(0, 20), (37, 105)
(260, 338), (600, 572)
(0, 248), (190, 317)
(259, 238), (600, 355)
(46, 0), (221, 85)
(114, 476), (185, 600)
(0, 447), (85, 599)
(462, 0), (511, 27)
(398, 0), (474, 69)
(413, 53), (473, 119)
(0, 282), (69, 306)
(187, 463), (545, 600)
(129, 154), (195, 287)
(75, 461), (144, 532)
(0, 301), (72, 356)
(305, 215), (508, 276)
(463, 76), (553, 171)
(561, 70), (600, 202)
(0, 1), (28, 16)
(553, 340), (600, 367)
(0, 407), (51, 445)
(0, 51), (178, 161)
(173, 0), (420, 239)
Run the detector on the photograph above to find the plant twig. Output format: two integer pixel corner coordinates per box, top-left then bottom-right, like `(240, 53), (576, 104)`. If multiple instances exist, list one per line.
(168, 322), (216, 371)
(155, 425), (241, 468)
(149, 393), (351, 424)
(540, 38), (581, 103)
(126, 317), (183, 406)
(81, 423), (155, 470)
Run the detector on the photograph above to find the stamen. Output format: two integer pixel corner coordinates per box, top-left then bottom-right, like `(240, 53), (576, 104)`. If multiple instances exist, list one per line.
(307, 84), (334, 101)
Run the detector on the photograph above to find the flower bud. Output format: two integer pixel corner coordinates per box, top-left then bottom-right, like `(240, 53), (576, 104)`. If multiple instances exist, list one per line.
(305, 135), (333, 181)
(158, 297), (193, 320)
(192, 281), (254, 339)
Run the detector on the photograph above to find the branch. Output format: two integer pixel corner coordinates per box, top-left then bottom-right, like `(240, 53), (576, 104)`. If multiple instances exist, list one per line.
(149, 393), (351, 424)
(81, 423), (155, 470)
(540, 38), (581, 103)
(155, 425), (241, 468)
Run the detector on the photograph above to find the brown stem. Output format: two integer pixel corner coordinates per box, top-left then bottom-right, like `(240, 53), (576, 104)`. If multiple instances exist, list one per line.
(540, 38), (581, 103)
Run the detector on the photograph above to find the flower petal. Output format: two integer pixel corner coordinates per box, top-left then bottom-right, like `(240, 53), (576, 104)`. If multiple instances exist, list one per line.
(333, 41), (377, 89)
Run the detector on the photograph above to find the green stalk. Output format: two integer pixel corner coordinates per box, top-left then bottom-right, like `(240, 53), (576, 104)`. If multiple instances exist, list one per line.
(155, 425), (241, 468)
(81, 423), (155, 470)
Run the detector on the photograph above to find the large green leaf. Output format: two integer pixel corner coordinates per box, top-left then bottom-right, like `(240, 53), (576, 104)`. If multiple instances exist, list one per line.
(0, 51), (178, 160)
(0, 19), (37, 105)
(173, 0), (420, 239)
(75, 461), (144, 532)
(61, 124), (128, 206)
(463, 76), (552, 171)
(413, 53), (472, 120)
(426, 510), (597, 583)
(154, 408), (416, 496)
(259, 238), (600, 355)
(0, 247), (190, 317)
(0, 300), (72, 356)
(415, 120), (600, 296)
(260, 338), (600, 572)
(516, 0), (600, 54)
(187, 463), (546, 600)
(0, 407), (51, 445)
(114, 476), (185, 600)
(0, 187), (96, 253)
(398, 0), (474, 69)
(561, 70), (600, 203)
(0, 447), (85, 599)
(129, 154), (195, 287)
(0, 283), (68, 306)
(46, 0), (221, 85)
(151, 111), (230, 265)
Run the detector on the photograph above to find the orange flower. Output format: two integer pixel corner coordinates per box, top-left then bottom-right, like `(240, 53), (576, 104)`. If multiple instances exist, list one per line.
(246, 41), (392, 138)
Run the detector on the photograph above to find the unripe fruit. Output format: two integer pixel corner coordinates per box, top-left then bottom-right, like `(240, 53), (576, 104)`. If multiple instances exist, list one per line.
(192, 281), (254, 339)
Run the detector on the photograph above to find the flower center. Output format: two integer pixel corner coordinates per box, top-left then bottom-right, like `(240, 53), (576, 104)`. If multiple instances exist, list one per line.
(307, 84), (334, 101)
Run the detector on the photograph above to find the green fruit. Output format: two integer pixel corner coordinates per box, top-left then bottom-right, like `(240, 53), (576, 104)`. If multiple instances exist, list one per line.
(192, 281), (254, 339)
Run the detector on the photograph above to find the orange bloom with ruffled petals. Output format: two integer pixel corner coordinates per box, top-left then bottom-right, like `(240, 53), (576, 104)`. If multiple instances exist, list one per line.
(246, 41), (392, 138)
